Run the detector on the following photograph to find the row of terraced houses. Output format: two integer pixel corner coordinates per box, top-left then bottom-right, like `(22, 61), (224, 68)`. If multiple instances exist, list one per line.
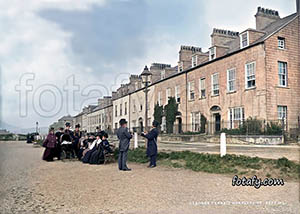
(59, 1), (300, 135)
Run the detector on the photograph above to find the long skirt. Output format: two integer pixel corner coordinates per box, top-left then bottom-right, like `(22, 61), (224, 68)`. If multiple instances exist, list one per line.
(82, 147), (97, 163)
(42, 148), (56, 161)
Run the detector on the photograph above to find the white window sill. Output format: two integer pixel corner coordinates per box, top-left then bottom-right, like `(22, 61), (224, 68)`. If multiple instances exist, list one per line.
(211, 94), (219, 98)
(276, 85), (289, 89)
(245, 87), (256, 91)
(227, 90), (237, 94)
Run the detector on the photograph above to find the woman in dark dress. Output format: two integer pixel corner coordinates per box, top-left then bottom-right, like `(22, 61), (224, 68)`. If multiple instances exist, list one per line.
(42, 127), (57, 161)
(77, 134), (89, 160)
(82, 133), (102, 164)
(89, 131), (112, 165)
(141, 121), (159, 168)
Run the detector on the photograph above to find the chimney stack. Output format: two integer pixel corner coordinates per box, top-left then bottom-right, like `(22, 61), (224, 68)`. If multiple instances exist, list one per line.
(255, 7), (280, 31)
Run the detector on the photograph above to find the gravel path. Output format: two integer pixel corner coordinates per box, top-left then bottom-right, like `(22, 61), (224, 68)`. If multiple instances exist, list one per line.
(0, 141), (299, 214)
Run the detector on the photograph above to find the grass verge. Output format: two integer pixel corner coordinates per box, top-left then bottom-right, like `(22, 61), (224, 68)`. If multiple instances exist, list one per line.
(114, 147), (300, 181)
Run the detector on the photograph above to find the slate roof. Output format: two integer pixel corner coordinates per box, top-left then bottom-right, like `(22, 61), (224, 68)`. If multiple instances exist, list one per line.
(226, 13), (298, 54)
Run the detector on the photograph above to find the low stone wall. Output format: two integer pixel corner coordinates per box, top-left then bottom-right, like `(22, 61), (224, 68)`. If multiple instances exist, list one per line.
(158, 134), (284, 145)
(226, 135), (284, 145)
(158, 134), (219, 143)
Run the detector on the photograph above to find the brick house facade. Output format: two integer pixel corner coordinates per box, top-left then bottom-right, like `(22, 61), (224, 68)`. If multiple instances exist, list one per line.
(69, 1), (300, 135)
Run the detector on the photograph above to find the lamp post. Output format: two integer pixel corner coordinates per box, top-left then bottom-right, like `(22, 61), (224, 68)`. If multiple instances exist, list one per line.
(36, 121), (39, 134)
(141, 65), (152, 133)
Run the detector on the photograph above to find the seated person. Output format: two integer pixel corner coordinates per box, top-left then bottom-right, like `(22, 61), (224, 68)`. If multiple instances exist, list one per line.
(82, 133), (102, 164)
(77, 134), (89, 160)
(89, 131), (112, 165)
(82, 134), (95, 157)
(100, 131), (113, 154)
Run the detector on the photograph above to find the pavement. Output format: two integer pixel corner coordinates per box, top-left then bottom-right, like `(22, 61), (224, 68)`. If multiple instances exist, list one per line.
(157, 141), (300, 162)
(0, 141), (300, 214)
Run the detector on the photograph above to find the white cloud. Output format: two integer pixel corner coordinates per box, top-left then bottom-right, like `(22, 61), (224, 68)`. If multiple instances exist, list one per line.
(0, 0), (296, 130)
(203, 0), (296, 33)
(0, 0), (107, 128)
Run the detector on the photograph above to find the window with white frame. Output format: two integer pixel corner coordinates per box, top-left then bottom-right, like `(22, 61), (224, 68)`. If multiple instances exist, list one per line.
(166, 88), (171, 104)
(192, 55), (198, 67)
(245, 62), (256, 89)
(120, 104), (122, 116)
(199, 78), (206, 99)
(158, 92), (162, 106)
(229, 107), (245, 129)
(278, 37), (285, 49)
(209, 47), (216, 61)
(240, 32), (249, 48)
(278, 61), (287, 87)
(191, 112), (201, 132)
(211, 73), (219, 96)
(188, 81), (195, 100)
(115, 106), (117, 117)
(124, 102), (127, 115)
(277, 106), (287, 120)
(175, 86), (181, 103)
(161, 70), (166, 80)
(227, 68), (236, 92)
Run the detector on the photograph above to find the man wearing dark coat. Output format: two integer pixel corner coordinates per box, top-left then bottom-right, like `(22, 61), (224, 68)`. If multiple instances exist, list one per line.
(54, 127), (64, 160)
(117, 119), (132, 171)
(73, 124), (82, 158)
(141, 121), (159, 168)
(61, 122), (75, 158)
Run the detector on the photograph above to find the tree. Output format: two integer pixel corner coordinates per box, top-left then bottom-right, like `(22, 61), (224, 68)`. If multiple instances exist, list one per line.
(153, 102), (163, 126)
(164, 97), (178, 134)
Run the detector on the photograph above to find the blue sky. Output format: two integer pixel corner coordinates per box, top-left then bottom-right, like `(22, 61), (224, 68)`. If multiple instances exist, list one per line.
(0, 0), (296, 130)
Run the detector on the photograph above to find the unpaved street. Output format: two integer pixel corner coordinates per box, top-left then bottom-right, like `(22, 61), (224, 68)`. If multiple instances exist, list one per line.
(0, 141), (299, 214)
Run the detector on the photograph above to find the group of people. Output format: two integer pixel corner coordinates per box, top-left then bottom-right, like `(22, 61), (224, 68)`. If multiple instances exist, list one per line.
(42, 123), (113, 165)
(42, 118), (160, 170)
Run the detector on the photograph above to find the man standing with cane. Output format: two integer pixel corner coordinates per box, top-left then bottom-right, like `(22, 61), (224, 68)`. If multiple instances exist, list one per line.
(117, 119), (132, 171)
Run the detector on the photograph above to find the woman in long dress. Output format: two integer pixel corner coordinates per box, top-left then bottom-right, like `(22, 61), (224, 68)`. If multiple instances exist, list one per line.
(82, 133), (102, 163)
(42, 127), (57, 161)
(89, 131), (111, 165)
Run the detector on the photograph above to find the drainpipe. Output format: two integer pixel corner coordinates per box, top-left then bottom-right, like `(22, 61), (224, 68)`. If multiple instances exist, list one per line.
(185, 71), (188, 133)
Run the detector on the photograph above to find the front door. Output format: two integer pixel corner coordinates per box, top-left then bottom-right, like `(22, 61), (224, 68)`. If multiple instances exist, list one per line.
(177, 117), (182, 134)
(214, 113), (221, 132)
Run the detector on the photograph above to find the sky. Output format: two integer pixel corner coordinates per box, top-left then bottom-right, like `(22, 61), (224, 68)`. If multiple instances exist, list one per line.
(0, 0), (296, 130)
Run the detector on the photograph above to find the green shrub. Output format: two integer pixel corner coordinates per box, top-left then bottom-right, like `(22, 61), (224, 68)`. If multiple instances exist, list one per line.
(265, 122), (283, 135)
(276, 157), (293, 168)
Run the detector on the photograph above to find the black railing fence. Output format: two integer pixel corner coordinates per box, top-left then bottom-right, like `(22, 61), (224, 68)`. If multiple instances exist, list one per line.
(151, 119), (299, 137)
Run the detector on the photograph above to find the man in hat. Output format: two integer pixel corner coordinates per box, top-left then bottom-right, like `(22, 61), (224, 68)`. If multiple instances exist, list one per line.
(54, 127), (64, 160)
(117, 119), (132, 171)
(141, 121), (159, 168)
(73, 124), (82, 158)
(61, 122), (75, 158)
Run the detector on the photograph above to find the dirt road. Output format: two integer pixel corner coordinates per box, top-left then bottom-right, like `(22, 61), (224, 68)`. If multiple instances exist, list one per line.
(0, 141), (299, 214)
